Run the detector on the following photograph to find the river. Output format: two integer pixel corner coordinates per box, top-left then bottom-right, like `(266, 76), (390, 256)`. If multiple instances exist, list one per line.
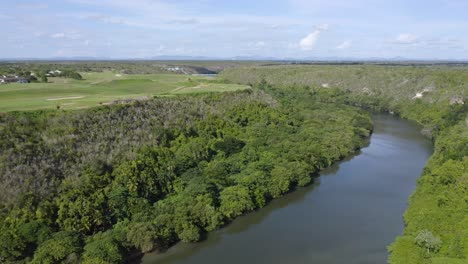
(141, 114), (433, 264)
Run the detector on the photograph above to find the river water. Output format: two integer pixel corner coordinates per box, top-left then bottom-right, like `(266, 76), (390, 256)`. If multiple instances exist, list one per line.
(141, 114), (433, 264)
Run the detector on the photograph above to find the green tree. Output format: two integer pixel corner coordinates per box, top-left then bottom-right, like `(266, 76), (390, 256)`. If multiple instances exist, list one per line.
(177, 223), (200, 242)
(269, 165), (294, 198)
(55, 183), (111, 234)
(31, 231), (82, 264)
(219, 185), (255, 219)
(414, 230), (442, 254)
(126, 222), (157, 253)
(0, 227), (27, 261)
(213, 136), (245, 156)
(17, 220), (51, 254)
(113, 147), (176, 201)
(82, 231), (124, 264)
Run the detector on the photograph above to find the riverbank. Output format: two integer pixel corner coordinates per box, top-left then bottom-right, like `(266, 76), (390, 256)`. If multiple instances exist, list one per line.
(141, 114), (433, 264)
(221, 65), (468, 263)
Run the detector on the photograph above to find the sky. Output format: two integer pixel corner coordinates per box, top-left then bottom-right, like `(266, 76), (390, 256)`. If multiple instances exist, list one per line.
(1, 0), (468, 60)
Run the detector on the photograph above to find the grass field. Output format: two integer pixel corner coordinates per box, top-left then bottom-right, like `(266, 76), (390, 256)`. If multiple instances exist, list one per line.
(0, 72), (249, 112)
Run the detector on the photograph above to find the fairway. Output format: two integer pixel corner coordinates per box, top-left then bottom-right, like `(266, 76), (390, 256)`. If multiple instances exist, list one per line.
(0, 72), (249, 112)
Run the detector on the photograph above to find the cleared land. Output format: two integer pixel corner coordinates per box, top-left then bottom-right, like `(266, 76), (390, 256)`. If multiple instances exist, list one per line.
(0, 72), (249, 112)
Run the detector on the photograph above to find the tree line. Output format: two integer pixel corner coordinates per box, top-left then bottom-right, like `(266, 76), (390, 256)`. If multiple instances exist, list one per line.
(0, 65), (82, 83)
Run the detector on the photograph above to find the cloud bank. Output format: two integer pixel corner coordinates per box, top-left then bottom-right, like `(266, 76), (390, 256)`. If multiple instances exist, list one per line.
(0, 0), (467, 59)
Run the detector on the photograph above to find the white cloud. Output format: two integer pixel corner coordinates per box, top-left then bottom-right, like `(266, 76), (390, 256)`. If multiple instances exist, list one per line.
(300, 31), (321, 50)
(86, 14), (128, 25)
(299, 25), (329, 51)
(316, 23), (329, 31)
(255, 41), (266, 47)
(247, 41), (267, 51)
(50, 32), (82, 40)
(336, 40), (351, 49)
(51, 33), (66, 39)
(299, 24), (329, 51)
(166, 18), (199, 25)
(395, 33), (418, 44)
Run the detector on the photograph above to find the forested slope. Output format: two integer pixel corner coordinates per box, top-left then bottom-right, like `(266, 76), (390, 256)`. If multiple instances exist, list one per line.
(0, 88), (372, 263)
(222, 65), (468, 263)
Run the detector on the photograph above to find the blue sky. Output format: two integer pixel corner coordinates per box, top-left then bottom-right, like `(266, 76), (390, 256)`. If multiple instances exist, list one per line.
(2, 0), (468, 59)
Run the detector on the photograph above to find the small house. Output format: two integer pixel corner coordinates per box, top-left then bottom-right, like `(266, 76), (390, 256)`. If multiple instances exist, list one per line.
(0, 76), (29, 84)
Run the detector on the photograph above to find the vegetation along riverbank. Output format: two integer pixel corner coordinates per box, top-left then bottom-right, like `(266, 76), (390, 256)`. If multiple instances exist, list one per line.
(221, 64), (468, 264)
(0, 71), (372, 263)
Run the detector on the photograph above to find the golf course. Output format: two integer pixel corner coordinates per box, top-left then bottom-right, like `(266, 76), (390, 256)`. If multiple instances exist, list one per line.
(0, 71), (249, 112)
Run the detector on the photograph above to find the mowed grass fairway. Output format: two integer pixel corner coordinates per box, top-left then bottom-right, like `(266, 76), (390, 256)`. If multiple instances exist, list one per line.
(0, 72), (249, 112)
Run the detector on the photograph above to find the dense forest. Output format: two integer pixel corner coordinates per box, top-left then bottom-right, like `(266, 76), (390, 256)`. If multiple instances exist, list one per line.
(221, 65), (468, 264)
(0, 85), (372, 263)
